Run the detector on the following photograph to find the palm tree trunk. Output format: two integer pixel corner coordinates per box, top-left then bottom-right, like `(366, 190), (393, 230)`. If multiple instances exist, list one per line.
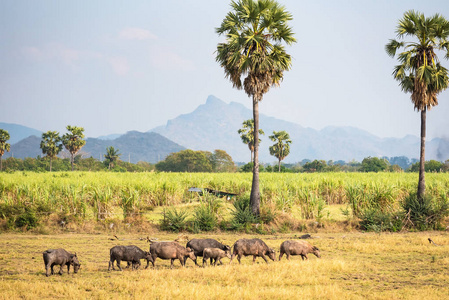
(71, 154), (74, 171)
(417, 109), (426, 200)
(278, 159), (281, 172)
(250, 97), (260, 216)
(50, 157), (52, 172)
(0, 156), (2, 171)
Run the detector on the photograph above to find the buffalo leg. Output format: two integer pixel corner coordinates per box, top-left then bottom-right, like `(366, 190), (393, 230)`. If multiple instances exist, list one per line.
(260, 254), (268, 264)
(117, 259), (123, 271)
(45, 264), (51, 277)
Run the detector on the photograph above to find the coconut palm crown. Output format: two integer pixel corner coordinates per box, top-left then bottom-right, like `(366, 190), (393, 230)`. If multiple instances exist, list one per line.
(385, 10), (449, 199)
(216, 0), (296, 215)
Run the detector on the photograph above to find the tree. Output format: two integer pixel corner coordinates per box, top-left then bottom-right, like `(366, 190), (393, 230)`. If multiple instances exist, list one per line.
(268, 130), (291, 172)
(62, 125), (86, 171)
(155, 150), (213, 172)
(0, 129), (11, 171)
(302, 160), (327, 173)
(216, 0), (296, 215)
(360, 157), (389, 172)
(211, 149), (237, 172)
(40, 131), (63, 172)
(238, 119), (264, 164)
(386, 10), (449, 199)
(104, 146), (121, 170)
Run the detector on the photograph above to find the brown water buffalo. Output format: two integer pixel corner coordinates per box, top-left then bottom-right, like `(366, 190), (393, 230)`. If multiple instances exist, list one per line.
(43, 248), (80, 277)
(202, 248), (232, 266)
(279, 240), (321, 261)
(230, 238), (276, 264)
(150, 242), (196, 268)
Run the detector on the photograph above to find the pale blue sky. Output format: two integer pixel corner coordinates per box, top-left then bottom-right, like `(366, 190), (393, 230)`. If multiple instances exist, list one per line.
(1, 0), (448, 139)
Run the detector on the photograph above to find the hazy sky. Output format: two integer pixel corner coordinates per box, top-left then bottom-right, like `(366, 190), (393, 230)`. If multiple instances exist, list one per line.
(1, 0), (449, 139)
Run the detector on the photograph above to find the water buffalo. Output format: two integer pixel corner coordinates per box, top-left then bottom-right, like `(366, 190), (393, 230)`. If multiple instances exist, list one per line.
(43, 248), (80, 277)
(230, 238), (276, 264)
(108, 245), (152, 271)
(185, 238), (231, 265)
(279, 240), (321, 261)
(150, 241), (196, 268)
(202, 248), (232, 267)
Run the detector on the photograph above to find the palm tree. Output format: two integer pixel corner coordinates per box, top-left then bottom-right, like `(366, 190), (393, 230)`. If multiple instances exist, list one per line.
(40, 131), (63, 172)
(216, 0), (296, 215)
(238, 119), (264, 164)
(62, 125), (86, 171)
(386, 10), (449, 200)
(269, 130), (291, 172)
(0, 129), (11, 171)
(104, 146), (121, 170)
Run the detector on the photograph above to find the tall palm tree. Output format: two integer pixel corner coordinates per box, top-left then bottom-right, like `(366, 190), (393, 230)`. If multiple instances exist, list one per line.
(104, 146), (121, 170)
(62, 125), (86, 171)
(386, 10), (449, 200)
(216, 0), (296, 215)
(269, 130), (291, 172)
(0, 129), (11, 171)
(238, 119), (264, 164)
(40, 131), (63, 172)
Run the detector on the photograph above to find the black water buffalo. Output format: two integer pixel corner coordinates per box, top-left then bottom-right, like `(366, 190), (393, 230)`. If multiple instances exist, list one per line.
(108, 245), (152, 271)
(185, 238), (231, 266)
(43, 248), (80, 277)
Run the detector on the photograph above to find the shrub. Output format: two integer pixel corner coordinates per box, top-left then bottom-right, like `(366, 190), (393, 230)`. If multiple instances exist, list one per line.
(193, 203), (217, 232)
(230, 196), (257, 230)
(359, 208), (402, 232)
(402, 192), (449, 230)
(160, 207), (189, 232)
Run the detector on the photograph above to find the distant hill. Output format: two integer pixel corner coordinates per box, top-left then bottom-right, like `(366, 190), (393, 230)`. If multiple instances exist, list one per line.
(82, 131), (185, 163)
(0, 123), (42, 144)
(4, 96), (449, 164)
(151, 95), (449, 163)
(6, 131), (185, 164)
(9, 135), (42, 159)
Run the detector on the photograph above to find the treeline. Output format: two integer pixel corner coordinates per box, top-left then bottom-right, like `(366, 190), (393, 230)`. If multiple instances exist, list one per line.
(2, 152), (449, 173)
(1, 156), (154, 172)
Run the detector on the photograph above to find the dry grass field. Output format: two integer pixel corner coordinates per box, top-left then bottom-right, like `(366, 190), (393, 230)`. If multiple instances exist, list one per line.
(1, 231), (448, 299)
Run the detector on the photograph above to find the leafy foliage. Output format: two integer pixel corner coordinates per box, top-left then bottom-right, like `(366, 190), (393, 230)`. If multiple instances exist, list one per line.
(269, 130), (291, 172)
(402, 192), (449, 230)
(160, 207), (189, 232)
(104, 146), (121, 170)
(360, 157), (389, 172)
(0, 129), (11, 171)
(230, 195), (258, 230)
(62, 125), (86, 171)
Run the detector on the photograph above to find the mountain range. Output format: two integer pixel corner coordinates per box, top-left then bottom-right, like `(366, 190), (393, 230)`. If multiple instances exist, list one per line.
(2, 95), (449, 163)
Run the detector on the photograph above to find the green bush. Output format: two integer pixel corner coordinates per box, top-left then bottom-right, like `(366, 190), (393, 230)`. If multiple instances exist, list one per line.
(359, 208), (403, 232)
(160, 207), (189, 232)
(193, 202), (217, 232)
(230, 196), (257, 230)
(402, 192), (449, 230)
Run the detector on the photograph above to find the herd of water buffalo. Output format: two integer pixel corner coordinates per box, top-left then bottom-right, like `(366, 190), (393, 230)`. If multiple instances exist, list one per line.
(43, 238), (321, 277)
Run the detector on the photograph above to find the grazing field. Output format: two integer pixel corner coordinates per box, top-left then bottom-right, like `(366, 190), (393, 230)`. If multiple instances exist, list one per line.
(1, 232), (448, 299)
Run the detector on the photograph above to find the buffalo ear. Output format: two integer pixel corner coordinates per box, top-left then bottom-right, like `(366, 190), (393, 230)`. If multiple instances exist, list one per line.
(186, 247), (192, 252)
